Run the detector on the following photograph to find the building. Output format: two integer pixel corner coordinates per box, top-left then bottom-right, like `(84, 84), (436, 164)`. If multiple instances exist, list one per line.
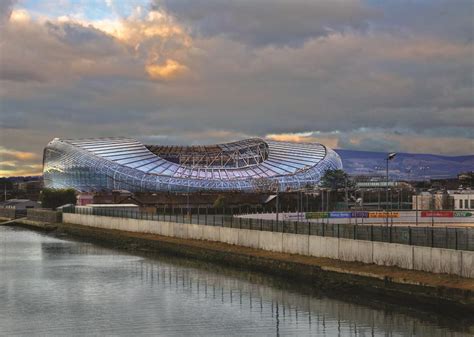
(451, 192), (473, 210)
(76, 204), (139, 212)
(412, 192), (452, 210)
(43, 137), (342, 193)
(0, 199), (40, 210)
(76, 192), (94, 206)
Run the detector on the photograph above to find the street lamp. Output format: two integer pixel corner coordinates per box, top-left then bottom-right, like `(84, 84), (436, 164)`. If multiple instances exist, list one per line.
(386, 152), (397, 225)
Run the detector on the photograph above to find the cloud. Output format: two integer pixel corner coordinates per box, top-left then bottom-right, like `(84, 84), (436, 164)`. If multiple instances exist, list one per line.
(0, 0), (15, 25)
(0, 0), (473, 177)
(146, 58), (187, 79)
(159, 0), (377, 46)
(265, 132), (340, 149)
(0, 147), (41, 177)
(0, 147), (39, 161)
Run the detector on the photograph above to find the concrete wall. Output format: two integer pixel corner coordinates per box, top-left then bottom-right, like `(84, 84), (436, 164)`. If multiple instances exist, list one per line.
(0, 208), (15, 219)
(27, 209), (62, 223)
(63, 213), (473, 278)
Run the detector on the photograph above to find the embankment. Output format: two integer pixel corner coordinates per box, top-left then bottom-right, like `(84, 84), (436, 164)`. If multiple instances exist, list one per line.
(6, 215), (474, 312)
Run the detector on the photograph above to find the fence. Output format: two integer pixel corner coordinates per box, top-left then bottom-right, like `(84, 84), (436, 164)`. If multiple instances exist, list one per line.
(63, 206), (473, 251)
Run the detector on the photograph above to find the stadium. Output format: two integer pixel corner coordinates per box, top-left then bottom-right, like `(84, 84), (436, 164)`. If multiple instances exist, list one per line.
(43, 137), (342, 193)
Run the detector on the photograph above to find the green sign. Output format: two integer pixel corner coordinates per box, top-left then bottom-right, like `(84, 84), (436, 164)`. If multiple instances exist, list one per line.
(454, 211), (473, 217)
(306, 212), (328, 219)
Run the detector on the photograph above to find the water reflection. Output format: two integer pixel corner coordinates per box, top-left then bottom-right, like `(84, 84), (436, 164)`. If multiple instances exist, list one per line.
(0, 226), (471, 336)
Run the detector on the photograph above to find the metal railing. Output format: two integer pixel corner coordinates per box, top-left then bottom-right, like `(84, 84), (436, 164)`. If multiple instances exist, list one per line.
(63, 207), (473, 251)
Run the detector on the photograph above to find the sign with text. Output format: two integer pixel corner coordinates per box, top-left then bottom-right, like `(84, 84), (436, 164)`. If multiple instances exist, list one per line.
(368, 211), (400, 218)
(352, 211), (369, 218)
(305, 212), (328, 219)
(329, 212), (352, 218)
(421, 211), (453, 217)
(454, 211), (473, 217)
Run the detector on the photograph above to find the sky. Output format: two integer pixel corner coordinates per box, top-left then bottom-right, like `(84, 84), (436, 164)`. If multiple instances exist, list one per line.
(0, 0), (473, 177)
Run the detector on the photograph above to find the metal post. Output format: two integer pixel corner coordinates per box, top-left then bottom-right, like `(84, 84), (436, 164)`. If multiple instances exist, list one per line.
(386, 157), (389, 226)
(345, 176), (349, 210)
(455, 229), (458, 250)
(415, 191), (419, 226)
(275, 188), (279, 223)
(431, 193), (435, 227)
(445, 226), (448, 249)
(296, 191), (300, 222)
(326, 190), (330, 225)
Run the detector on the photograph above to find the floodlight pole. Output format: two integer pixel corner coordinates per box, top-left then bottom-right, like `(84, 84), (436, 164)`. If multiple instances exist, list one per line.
(386, 153), (397, 225)
(276, 186), (279, 223)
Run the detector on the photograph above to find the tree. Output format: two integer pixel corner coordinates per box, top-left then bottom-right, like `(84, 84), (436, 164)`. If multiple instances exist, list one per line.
(320, 169), (352, 190)
(213, 194), (227, 209)
(252, 177), (280, 193)
(40, 188), (77, 209)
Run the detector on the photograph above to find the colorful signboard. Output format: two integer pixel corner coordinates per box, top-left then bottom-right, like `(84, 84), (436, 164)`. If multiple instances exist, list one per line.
(368, 211), (400, 218)
(352, 211), (369, 218)
(454, 211), (473, 217)
(329, 212), (352, 218)
(305, 211), (401, 219)
(304, 210), (472, 220)
(305, 212), (328, 219)
(421, 211), (453, 217)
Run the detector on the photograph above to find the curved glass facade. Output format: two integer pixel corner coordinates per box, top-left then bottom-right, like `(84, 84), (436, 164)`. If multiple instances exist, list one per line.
(43, 137), (343, 192)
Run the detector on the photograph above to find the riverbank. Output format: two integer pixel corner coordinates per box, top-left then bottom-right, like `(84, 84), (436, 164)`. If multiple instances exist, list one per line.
(6, 218), (474, 314)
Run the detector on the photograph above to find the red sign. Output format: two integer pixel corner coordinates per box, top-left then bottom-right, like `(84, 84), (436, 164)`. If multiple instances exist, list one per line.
(421, 211), (453, 217)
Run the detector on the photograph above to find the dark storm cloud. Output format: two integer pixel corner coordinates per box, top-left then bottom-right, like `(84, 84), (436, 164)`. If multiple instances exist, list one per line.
(0, 0), (15, 25)
(370, 0), (474, 43)
(158, 0), (377, 46)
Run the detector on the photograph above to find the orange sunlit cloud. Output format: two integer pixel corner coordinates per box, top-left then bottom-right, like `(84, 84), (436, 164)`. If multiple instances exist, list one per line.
(0, 148), (42, 177)
(9, 7), (192, 82)
(0, 148), (40, 161)
(265, 133), (339, 148)
(146, 59), (188, 79)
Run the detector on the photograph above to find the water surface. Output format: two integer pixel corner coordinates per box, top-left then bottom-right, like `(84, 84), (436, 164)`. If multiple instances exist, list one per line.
(0, 226), (471, 336)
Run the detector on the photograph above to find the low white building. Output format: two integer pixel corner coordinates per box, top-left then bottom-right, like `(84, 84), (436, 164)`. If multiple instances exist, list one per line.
(76, 204), (139, 212)
(451, 193), (473, 210)
(412, 193), (450, 210)
(0, 199), (40, 210)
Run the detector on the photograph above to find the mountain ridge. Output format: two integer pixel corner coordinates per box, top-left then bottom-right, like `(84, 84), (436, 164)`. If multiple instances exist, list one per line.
(334, 149), (474, 180)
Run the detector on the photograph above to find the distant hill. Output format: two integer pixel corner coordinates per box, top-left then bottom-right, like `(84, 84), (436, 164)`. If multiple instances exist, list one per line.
(335, 149), (474, 180)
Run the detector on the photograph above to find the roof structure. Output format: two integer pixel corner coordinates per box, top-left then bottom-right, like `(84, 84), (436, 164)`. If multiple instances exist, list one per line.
(43, 137), (342, 192)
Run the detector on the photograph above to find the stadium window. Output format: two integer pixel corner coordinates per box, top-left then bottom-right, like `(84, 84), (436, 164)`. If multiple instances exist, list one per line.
(459, 199), (463, 209)
(465, 199), (469, 209)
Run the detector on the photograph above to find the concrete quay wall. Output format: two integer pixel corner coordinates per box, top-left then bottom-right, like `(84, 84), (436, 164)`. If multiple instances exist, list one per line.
(63, 213), (474, 278)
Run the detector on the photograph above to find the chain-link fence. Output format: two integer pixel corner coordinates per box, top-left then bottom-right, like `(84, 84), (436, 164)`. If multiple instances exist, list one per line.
(63, 206), (473, 251)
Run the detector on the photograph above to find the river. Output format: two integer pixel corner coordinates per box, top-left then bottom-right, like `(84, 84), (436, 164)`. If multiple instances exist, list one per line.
(0, 226), (471, 336)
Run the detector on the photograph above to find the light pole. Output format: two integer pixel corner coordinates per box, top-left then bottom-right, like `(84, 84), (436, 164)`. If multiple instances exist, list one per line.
(386, 152), (397, 225)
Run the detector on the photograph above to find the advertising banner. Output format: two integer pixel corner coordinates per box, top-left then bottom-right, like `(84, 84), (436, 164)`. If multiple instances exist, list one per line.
(368, 211), (400, 218)
(306, 212), (328, 219)
(352, 211), (369, 218)
(329, 212), (352, 218)
(283, 214), (304, 220)
(453, 211), (473, 217)
(421, 211), (453, 217)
